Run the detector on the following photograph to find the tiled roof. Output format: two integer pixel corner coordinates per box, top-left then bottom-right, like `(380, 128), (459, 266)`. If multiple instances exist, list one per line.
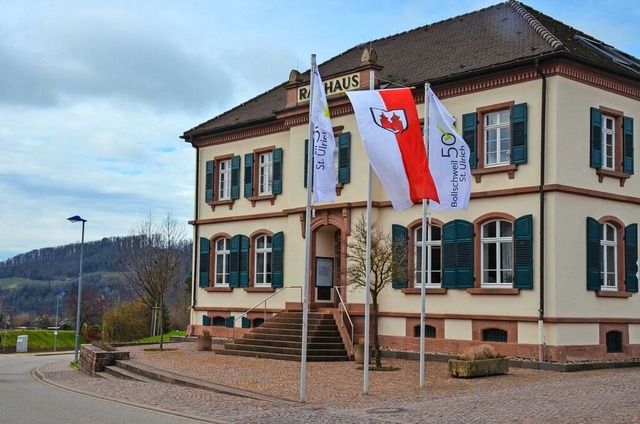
(183, 0), (639, 139)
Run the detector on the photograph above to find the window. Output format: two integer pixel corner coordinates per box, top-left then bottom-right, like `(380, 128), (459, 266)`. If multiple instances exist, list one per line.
(601, 223), (617, 290)
(258, 152), (273, 195)
(244, 147), (283, 202)
(304, 132), (351, 191)
(462, 102), (527, 181)
(413, 325), (436, 338)
(254, 235), (272, 286)
(482, 328), (508, 343)
(606, 330), (624, 353)
(590, 107), (634, 184)
(484, 110), (511, 166)
(481, 220), (513, 287)
(205, 156), (240, 205)
(414, 225), (442, 286)
(214, 238), (230, 286)
(441, 215), (533, 290)
(586, 218), (638, 294)
(218, 159), (232, 200)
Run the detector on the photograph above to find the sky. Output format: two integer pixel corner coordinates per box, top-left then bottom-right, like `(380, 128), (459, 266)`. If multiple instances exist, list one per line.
(1, 0), (639, 261)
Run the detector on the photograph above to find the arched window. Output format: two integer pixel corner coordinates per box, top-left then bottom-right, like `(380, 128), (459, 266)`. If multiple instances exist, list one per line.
(601, 223), (618, 290)
(252, 318), (265, 328)
(413, 325), (436, 338)
(254, 234), (272, 286)
(414, 225), (441, 286)
(606, 330), (623, 353)
(214, 238), (230, 286)
(482, 328), (508, 343)
(212, 316), (226, 327)
(481, 220), (513, 286)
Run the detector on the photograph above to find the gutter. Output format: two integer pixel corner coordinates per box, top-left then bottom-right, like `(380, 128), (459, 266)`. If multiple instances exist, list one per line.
(191, 135), (199, 311)
(535, 59), (547, 362)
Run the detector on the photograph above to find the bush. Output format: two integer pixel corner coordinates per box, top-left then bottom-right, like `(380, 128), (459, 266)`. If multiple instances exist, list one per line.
(459, 344), (499, 361)
(102, 302), (151, 342)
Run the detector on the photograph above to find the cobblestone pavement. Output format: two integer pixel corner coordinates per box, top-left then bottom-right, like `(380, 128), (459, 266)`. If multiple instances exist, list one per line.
(36, 343), (640, 423)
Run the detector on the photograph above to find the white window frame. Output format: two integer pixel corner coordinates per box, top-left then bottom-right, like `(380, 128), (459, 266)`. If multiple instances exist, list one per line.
(214, 238), (230, 287)
(218, 159), (232, 200)
(254, 235), (272, 286)
(484, 110), (510, 167)
(481, 220), (513, 287)
(602, 115), (616, 171)
(600, 223), (618, 290)
(414, 225), (441, 287)
(258, 152), (273, 195)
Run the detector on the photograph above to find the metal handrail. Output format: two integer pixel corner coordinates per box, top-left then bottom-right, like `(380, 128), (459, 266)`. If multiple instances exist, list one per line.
(232, 285), (302, 338)
(334, 286), (354, 346)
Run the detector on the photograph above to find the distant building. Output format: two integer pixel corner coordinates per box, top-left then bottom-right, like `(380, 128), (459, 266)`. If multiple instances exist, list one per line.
(181, 0), (640, 361)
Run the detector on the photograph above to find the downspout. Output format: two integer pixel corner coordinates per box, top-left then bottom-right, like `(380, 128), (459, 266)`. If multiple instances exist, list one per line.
(536, 59), (547, 362)
(191, 136), (200, 320)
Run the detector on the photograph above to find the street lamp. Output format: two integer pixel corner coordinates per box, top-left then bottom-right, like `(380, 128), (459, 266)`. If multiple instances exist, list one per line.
(53, 291), (65, 352)
(67, 215), (86, 362)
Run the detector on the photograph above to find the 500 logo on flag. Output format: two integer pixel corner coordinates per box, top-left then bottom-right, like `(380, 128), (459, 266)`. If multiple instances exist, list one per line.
(428, 87), (470, 211)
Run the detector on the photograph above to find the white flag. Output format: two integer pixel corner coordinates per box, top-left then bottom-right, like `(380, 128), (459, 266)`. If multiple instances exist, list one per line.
(427, 87), (471, 211)
(310, 64), (336, 203)
(347, 88), (439, 211)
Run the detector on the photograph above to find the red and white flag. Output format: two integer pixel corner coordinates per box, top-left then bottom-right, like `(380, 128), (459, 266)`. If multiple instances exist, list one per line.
(427, 87), (471, 210)
(346, 88), (439, 211)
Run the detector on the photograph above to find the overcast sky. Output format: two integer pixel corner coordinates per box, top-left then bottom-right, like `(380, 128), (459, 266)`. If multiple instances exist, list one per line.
(1, 0), (639, 261)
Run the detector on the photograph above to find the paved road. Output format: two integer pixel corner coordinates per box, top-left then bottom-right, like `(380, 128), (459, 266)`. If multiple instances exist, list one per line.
(0, 353), (212, 424)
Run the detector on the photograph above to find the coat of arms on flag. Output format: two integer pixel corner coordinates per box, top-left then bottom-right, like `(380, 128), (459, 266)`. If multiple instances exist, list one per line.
(370, 108), (408, 134)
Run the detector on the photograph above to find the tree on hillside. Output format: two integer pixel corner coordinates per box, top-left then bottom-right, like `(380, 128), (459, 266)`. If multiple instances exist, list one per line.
(344, 214), (408, 368)
(115, 213), (187, 350)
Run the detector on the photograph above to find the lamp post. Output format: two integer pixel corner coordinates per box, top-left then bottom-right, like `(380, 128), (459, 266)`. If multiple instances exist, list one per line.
(53, 291), (65, 352)
(67, 215), (86, 362)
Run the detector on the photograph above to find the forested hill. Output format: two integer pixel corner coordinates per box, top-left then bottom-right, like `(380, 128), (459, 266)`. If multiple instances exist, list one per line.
(0, 236), (191, 280)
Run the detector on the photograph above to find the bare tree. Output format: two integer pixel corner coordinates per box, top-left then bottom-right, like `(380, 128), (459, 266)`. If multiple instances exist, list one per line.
(115, 213), (187, 350)
(344, 214), (408, 368)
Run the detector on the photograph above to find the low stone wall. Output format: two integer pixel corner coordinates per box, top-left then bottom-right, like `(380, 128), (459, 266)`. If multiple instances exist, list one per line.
(79, 344), (130, 377)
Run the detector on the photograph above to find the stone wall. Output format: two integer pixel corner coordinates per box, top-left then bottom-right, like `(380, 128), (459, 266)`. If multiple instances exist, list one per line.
(79, 344), (129, 376)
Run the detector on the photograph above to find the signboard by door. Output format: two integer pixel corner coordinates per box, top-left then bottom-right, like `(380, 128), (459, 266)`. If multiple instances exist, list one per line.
(315, 257), (334, 302)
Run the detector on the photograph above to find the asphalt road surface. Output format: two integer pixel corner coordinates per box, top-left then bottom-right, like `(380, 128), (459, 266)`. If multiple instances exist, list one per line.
(0, 353), (208, 424)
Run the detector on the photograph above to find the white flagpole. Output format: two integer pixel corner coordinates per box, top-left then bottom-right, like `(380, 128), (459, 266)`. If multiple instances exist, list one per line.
(300, 54), (317, 403)
(420, 83), (431, 387)
(363, 68), (375, 394)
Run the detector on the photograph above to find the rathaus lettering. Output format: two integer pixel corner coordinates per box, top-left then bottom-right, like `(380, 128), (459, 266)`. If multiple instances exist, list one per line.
(298, 74), (360, 102)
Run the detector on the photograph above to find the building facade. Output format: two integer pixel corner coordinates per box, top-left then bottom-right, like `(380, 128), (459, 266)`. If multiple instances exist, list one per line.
(182, 0), (640, 361)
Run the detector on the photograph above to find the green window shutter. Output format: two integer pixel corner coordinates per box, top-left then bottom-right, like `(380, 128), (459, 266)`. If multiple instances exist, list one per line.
(202, 315), (211, 326)
(625, 224), (638, 293)
(586, 217), (602, 291)
(391, 224), (408, 289)
(272, 231), (284, 288)
(304, 139), (310, 188)
(244, 153), (254, 198)
(239, 235), (250, 288)
(623, 116), (634, 175)
(241, 317), (251, 328)
(199, 237), (210, 288)
(590, 108), (603, 168)
(338, 132), (351, 184)
(272, 147), (283, 195)
(513, 214), (533, 289)
(225, 316), (235, 328)
(205, 160), (214, 203)
(230, 155), (240, 199)
(442, 220), (474, 289)
(462, 113), (477, 170)
(511, 103), (528, 164)
(229, 235), (240, 288)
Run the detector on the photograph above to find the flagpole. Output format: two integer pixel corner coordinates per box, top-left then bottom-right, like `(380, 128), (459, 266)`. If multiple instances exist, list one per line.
(419, 83), (431, 387)
(300, 54), (316, 403)
(363, 67), (375, 395)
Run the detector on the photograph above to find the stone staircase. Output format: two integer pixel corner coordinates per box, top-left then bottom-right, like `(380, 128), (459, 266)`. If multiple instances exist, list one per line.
(214, 310), (349, 362)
